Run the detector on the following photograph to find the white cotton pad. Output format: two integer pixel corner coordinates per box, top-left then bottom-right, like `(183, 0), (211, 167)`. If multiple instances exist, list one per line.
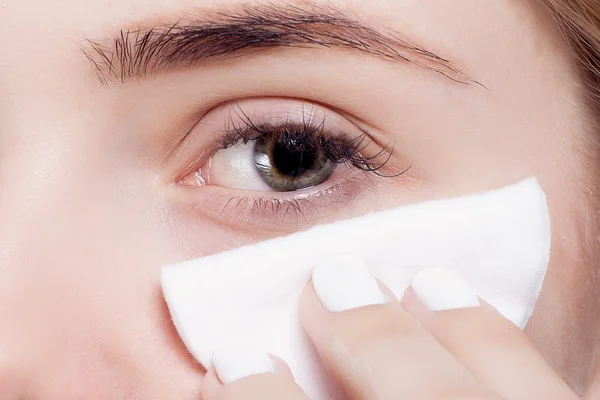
(161, 178), (551, 400)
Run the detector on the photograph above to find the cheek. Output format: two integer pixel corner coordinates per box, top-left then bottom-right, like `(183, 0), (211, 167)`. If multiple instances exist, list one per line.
(0, 165), (205, 399)
(523, 184), (599, 390)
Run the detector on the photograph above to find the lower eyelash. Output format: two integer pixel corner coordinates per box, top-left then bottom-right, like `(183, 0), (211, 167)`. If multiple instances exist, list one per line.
(212, 175), (372, 227)
(222, 196), (316, 221)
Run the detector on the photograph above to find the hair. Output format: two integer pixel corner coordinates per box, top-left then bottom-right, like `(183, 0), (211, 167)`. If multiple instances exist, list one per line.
(542, 1), (600, 142)
(543, 0), (600, 219)
(542, 1), (600, 390)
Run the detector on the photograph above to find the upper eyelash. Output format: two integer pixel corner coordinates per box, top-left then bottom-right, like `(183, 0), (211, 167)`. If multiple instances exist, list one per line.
(220, 108), (406, 178)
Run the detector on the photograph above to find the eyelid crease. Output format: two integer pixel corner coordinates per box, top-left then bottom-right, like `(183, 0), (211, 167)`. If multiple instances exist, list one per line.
(80, 1), (483, 88)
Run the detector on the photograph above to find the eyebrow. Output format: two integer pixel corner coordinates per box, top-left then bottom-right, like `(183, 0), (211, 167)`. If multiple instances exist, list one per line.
(82, 2), (477, 86)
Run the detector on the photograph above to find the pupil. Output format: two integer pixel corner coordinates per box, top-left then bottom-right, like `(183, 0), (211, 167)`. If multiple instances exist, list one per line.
(272, 140), (316, 177)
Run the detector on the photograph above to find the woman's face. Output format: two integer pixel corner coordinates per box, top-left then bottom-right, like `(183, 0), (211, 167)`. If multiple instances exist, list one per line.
(0, 0), (598, 398)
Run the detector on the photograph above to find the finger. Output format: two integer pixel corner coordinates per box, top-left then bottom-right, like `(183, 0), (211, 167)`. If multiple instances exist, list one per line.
(217, 373), (308, 400)
(300, 255), (503, 400)
(207, 349), (308, 400)
(199, 368), (221, 400)
(403, 267), (579, 400)
(200, 357), (295, 400)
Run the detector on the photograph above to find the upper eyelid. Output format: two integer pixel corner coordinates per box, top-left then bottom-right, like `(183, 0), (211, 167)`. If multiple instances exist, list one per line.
(165, 98), (340, 177)
(218, 121), (400, 177)
(217, 100), (371, 146)
(192, 104), (404, 182)
(164, 97), (402, 184)
(80, 2), (481, 87)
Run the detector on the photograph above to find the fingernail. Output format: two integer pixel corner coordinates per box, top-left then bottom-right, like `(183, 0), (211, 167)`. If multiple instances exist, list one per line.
(212, 346), (274, 384)
(312, 254), (386, 312)
(411, 267), (480, 311)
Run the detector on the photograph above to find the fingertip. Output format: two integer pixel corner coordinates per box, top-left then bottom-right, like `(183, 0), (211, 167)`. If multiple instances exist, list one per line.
(270, 354), (294, 378)
(310, 255), (386, 312)
(212, 361), (307, 400)
(401, 287), (435, 319)
(298, 281), (327, 332)
(401, 268), (501, 323)
(409, 267), (481, 312)
(299, 260), (398, 338)
(213, 347), (274, 384)
(199, 369), (222, 400)
(377, 279), (397, 303)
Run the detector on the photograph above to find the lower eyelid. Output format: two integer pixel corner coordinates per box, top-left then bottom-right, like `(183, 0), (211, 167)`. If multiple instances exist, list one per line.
(174, 172), (377, 234)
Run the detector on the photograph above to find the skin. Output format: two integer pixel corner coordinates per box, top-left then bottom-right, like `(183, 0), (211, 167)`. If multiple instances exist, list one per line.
(0, 0), (598, 399)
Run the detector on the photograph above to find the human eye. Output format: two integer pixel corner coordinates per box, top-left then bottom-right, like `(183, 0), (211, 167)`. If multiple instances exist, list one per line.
(168, 98), (410, 231)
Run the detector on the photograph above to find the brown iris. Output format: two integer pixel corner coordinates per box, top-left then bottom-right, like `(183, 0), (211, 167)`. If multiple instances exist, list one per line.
(253, 131), (336, 191)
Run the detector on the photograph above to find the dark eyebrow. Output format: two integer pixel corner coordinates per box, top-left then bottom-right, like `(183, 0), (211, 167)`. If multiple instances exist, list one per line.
(82, 2), (478, 86)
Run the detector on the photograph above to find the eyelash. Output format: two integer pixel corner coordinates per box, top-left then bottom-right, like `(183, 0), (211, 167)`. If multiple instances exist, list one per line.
(175, 101), (411, 227)
(213, 176), (369, 225)
(219, 109), (398, 177)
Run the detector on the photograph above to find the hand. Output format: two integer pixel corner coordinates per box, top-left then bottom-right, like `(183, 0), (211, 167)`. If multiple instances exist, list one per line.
(200, 257), (580, 400)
